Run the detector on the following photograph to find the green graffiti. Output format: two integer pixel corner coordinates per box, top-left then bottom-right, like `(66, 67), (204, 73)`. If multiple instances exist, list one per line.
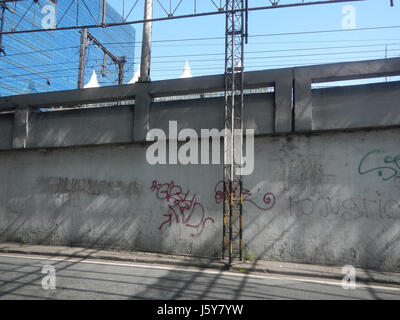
(358, 150), (400, 181)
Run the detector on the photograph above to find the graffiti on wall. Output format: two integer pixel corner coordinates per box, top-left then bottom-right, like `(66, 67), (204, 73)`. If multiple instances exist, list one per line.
(213, 180), (276, 211)
(38, 177), (143, 204)
(289, 193), (400, 220)
(150, 180), (215, 237)
(358, 150), (400, 181)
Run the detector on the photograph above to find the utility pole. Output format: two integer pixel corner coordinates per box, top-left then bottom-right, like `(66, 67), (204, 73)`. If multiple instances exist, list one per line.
(223, 0), (247, 266)
(0, 3), (6, 56)
(77, 27), (88, 89)
(102, 0), (106, 27)
(139, 0), (153, 82)
(118, 56), (126, 85)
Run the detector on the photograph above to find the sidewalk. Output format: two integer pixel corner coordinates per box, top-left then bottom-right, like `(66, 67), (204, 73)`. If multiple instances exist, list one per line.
(1, 242), (399, 287)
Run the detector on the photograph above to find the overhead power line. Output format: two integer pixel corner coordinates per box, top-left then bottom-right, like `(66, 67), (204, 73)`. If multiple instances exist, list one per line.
(2, 24), (400, 58)
(2, 43), (400, 72)
(0, 0), (368, 35)
(101, 25), (400, 46)
(2, 48), (399, 80)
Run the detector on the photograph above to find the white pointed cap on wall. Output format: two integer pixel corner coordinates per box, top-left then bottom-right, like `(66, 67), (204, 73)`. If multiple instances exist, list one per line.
(128, 69), (140, 84)
(179, 60), (192, 79)
(84, 69), (100, 88)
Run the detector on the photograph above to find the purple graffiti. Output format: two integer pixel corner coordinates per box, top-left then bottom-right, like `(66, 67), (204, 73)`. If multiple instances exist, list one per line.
(214, 180), (275, 211)
(150, 180), (215, 237)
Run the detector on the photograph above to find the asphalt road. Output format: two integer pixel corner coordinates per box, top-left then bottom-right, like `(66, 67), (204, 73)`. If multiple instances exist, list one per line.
(0, 253), (399, 300)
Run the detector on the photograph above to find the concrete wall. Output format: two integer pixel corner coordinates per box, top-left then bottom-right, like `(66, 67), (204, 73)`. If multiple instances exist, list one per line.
(28, 106), (134, 148)
(244, 128), (400, 271)
(1, 58), (399, 149)
(0, 114), (13, 149)
(0, 127), (399, 270)
(312, 81), (400, 130)
(0, 142), (222, 257)
(0, 58), (400, 271)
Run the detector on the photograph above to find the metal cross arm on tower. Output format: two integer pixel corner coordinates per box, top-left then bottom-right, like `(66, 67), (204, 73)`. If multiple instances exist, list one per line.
(87, 31), (127, 84)
(77, 27), (127, 89)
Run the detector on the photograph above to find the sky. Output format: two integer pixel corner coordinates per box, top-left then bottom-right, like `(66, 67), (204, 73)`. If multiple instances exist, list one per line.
(108, 0), (399, 81)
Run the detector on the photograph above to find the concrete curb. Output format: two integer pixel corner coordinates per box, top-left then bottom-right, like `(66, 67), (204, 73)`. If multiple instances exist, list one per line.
(1, 242), (399, 287)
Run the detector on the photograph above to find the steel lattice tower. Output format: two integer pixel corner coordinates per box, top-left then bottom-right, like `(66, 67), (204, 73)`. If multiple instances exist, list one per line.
(223, 0), (246, 266)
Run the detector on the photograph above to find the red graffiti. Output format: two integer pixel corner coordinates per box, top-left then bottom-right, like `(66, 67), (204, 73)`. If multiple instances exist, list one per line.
(214, 180), (275, 211)
(150, 180), (215, 237)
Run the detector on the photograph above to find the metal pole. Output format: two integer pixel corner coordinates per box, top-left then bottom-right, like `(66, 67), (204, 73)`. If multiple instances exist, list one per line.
(0, 4), (5, 55)
(87, 30), (125, 85)
(77, 27), (88, 89)
(118, 57), (126, 85)
(223, 0), (245, 267)
(102, 53), (106, 77)
(102, 0), (106, 27)
(139, 0), (153, 82)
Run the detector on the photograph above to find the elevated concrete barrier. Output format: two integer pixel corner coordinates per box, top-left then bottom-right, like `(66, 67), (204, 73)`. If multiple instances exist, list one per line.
(0, 57), (399, 149)
(0, 58), (399, 270)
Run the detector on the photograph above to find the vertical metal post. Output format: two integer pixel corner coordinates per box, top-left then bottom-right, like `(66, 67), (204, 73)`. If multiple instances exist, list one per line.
(0, 4), (5, 55)
(102, 0), (106, 27)
(223, 0), (245, 266)
(222, 179), (227, 260)
(76, 0), (80, 26)
(139, 0), (153, 82)
(102, 53), (106, 77)
(77, 27), (88, 89)
(118, 56), (126, 85)
(122, 0), (125, 22)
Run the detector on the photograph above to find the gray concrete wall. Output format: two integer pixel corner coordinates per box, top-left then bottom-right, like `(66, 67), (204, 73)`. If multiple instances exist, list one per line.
(28, 106), (134, 148)
(0, 127), (399, 270)
(244, 128), (400, 271)
(312, 81), (400, 130)
(151, 94), (275, 136)
(1, 58), (400, 271)
(0, 143), (222, 256)
(0, 114), (13, 150)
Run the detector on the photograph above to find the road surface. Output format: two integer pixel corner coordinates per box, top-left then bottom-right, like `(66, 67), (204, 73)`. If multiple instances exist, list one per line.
(0, 253), (399, 300)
